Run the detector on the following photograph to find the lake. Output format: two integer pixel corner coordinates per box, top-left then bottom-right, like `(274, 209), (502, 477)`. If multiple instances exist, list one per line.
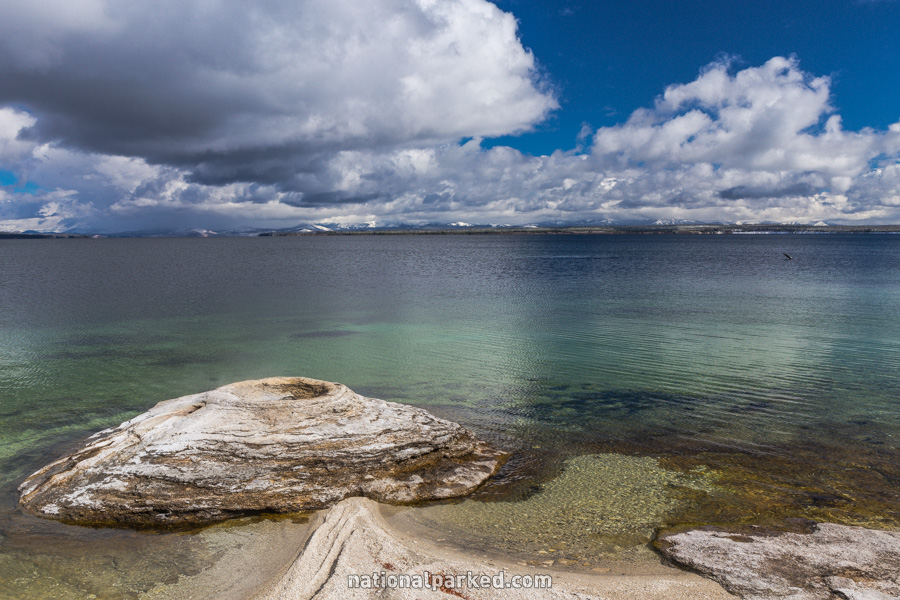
(1, 233), (899, 598)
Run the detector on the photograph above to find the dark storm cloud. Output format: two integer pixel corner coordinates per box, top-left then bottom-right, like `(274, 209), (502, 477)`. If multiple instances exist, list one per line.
(718, 182), (820, 200)
(280, 191), (384, 208)
(0, 0), (555, 188)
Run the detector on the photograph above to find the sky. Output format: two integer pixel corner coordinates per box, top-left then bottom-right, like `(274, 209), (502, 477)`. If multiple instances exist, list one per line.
(1, 0), (900, 233)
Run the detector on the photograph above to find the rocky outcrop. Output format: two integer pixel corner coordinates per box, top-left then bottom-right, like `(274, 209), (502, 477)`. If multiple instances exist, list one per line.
(657, 523), (900, 599)
(18, 377), (504, 528)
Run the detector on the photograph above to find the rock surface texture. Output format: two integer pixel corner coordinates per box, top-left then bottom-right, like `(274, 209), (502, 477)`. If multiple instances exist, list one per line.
(658, 523), (900, 600)
(18, 377), (504, 527)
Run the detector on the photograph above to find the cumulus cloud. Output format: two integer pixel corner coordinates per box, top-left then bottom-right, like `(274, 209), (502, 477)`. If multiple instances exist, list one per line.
(580, 56), (900, 221)
(0, 0), (554, 188)
(2, 29), (900, 232)
(591, 57), (893, 181)
(289, 56), (900, 226)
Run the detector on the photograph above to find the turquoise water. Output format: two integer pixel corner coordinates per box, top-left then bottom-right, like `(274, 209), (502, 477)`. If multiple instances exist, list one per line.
(1, 234), (899, 597)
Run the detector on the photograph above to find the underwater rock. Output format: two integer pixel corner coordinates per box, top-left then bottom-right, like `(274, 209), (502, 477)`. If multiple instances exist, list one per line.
(657, 523), (900, 599)
(18, 377), (504, 527)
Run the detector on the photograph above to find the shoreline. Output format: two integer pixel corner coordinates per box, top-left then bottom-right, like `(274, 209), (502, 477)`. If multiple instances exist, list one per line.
(142, 497), (900, 599)
(142, 498), (736, 600)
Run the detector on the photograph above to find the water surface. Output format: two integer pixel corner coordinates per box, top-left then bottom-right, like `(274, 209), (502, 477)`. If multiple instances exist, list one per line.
(1, 234), (898, 597)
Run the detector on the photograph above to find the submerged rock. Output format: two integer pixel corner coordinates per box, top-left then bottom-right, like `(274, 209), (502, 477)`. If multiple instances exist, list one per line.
(18, 377), (504, 527)
(657, 523), (900, 599)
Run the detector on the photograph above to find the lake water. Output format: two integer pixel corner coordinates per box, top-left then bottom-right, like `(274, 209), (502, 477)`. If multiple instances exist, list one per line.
(1, 233), (899, 597)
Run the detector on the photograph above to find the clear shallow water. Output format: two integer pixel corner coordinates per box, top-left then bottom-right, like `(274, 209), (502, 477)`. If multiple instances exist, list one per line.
(1, 234), (899, 597)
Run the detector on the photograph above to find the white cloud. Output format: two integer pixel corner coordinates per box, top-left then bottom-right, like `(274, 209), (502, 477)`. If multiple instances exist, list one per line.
(592, 57), (882, 176)
(299, 56), (900, 226)
(0, 108), (37, 165)
(2, 50), (900, 230)
(580, 56), (900, 221)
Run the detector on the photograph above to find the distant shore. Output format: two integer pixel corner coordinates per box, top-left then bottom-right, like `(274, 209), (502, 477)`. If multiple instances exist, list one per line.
(4, 223), (900, 239)
(0, 231), (92, 239)
(260, 224), (900, 236)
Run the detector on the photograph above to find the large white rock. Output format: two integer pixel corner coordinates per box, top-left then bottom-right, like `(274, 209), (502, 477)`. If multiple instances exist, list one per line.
(18, 377), (504, 527)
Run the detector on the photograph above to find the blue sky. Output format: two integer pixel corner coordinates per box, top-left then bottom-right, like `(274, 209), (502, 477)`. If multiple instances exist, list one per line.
(1, 0), (899, 232)
(492, 0), (900, 154)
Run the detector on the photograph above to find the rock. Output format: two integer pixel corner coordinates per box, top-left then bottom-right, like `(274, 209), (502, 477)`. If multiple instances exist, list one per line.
(18, 377), (505, 527)
(657, 523), (900, 600)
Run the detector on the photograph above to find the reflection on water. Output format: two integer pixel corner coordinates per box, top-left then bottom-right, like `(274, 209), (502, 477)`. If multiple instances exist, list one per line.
(1, 234), (899, 598)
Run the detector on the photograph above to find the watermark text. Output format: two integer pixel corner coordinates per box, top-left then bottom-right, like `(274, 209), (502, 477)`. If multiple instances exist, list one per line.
(347, 570), (552, 591)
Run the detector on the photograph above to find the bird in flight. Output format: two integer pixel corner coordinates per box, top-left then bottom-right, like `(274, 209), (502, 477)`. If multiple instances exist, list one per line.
(783, 253), (793, 260)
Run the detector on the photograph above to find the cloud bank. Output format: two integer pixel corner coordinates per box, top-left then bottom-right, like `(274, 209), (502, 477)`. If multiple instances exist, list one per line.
(0, 1), (899, 232)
